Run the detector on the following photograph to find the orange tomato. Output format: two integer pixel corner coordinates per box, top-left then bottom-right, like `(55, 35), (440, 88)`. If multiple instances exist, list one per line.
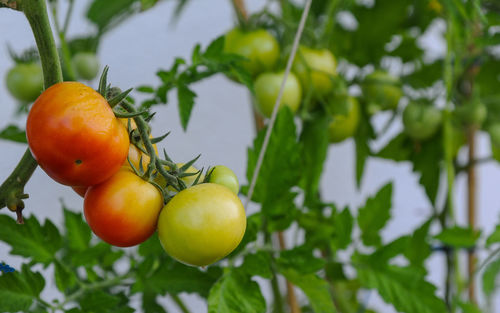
(26, 82), (129, 187)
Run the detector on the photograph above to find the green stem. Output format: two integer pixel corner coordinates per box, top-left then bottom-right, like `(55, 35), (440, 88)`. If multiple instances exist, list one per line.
(0, 0), (63, 216)
(171, 294), (191, 313)
(50, 0), (76, 80)
(263, 221), (285, 313)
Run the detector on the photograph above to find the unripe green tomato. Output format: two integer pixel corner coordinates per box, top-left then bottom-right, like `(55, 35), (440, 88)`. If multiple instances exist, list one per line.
(208, 165), (239, 194)
(328, 96), (360, 143)
(6, 63), (44, 102)
(456, 102), (487, 127)
(72, 52), (100, 80)
(157, 183), (246, 267)
(403, 102), (442, 141)
(254, 71), (302, 118)
(224, 28), (279, 77)
(362, 70), (402, 111)
(292, 46), (336, 98)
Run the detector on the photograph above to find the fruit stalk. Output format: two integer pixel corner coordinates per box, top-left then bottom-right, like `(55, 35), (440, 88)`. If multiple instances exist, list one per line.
(0, 0), (63, 220)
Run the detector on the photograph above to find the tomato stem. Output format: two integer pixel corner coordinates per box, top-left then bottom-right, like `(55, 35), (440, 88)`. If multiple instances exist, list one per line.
(0, 0), (63, 214)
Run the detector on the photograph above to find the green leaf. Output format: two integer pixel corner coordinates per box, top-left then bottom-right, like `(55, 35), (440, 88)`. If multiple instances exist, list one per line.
(411, 134), (442, 204)
(404, 219), (432, 269)
(357, 183), (393, 247)
(140, 0), (159, 11)
(0, 264), (45, 312)
(377, 133), (413, 162)
(229, 213), (261, 257)
(177, 83), (196, 131)
(63, 208), (91, 252)
(86, 0), (137, 33)
(482, 256), (500, 297)
(79, 290), (121, 312)
(280, 268), (336, 313)
(333, 207), (353, 250)
(277, 245), (326, 275)
(54, 260), (77, 292)
(355, 264), (447, 313)
(0, 214), (62, 265)
(456, 301), (482, 313)
(486, 223), (500, 246)
(434, 226), (480, 248)
(0, 125), (27, 143)
(208, 268), (266, 313)
(240, 251), (272, 279)
(402, 61), (443, 89)
(354, 109), (373, 187)
(299, 116), (330, 206)
(142, 290), (167, 313)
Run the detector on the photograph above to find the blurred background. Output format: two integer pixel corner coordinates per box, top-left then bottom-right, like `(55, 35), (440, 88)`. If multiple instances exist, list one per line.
(1, 0), (500, 312)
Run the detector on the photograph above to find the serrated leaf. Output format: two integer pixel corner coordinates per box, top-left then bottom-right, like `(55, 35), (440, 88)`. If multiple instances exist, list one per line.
(434, 226), (480, 248)
(142, 290), (167, 313)
(86, 0), (137, 33)
(63, 208), (91, 252)
(0, 214), (62, 264)
(0, 264), (45, 312)
(355, 264), (447, 313)
(0, 125), (27, 143)
(54, 260), (76, 292)
(377, 132), (413, 162)
(333, 207), (353, 250)
(357, 183), (393, 247)
(411, 134), (442, 204)
(177, 83), (196, 131)
(280, 268), (336, 313)
(208, 268), (266, 313)
(240, 251), (273, 279)
(486, 223), (500, 247)
(277, 245), (326, 275)
(482, 257), (500, 297)
(404, 219), (432, 269)
(299, 117), (330, 206)
(457, 301), (482, 313)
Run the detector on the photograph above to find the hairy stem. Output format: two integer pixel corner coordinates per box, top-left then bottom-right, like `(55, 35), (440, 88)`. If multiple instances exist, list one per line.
(0, 0), (63, 219)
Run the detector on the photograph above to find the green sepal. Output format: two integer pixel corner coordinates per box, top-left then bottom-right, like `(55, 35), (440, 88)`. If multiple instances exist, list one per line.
(108, 88), (133, 107)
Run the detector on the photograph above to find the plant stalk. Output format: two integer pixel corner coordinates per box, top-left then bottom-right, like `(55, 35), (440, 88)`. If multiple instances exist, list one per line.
(467, 127), (477, 302)
(0, 0), (63, 220)
(171, 294), (191, 313)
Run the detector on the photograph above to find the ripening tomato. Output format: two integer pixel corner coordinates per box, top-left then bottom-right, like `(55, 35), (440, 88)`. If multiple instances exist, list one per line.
(84, 169), (163, 247)
(6, 63), (44, 102)
(362, 70), (402, 112)
(292, 46), (336, 98)
(26, 82), (129, 187)
(224, 28), (280, 77)
(208, 165), (239, 194)
(403, 102), (442, 141)
(254, 71), (302, 118)
(328, 96), (360, 143)
(157, 183), (246, 266)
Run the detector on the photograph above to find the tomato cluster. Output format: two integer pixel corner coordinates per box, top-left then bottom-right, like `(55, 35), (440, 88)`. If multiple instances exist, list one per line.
(26, 81), (245, 266)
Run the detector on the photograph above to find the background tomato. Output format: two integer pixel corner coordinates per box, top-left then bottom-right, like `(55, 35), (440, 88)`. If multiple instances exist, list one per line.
(26, 82), (129, 187)
(456, 101), (487, 127)
(403, 102), (442, 141)
(208, 165), (239, 194)
(224, 28), (279, 77)
(254, 71), (302, 118)
(6, 63), (44, 102)
(328, 96), (360, 143)
(292, 46), (336, 98)
(84, 169), (163, 247)
(157, 183), (246, 266)
(362, 70), (402, 112)
(72, 52), (100, 80)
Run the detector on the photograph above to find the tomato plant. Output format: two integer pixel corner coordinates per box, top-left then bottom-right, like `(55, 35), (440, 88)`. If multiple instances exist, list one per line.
(84, 169), (163, 247)
(402, 102), (442, 141)
(254, 71), (302, 117)
(292, 46), (336, 98)
(328, 96), (360, 143)
(5, 62), (43, 102)
(26, 81), (129, 186)
(157, 183), (246, 266)
(72, 52), (100, 80)
(223, 28), (279, 77)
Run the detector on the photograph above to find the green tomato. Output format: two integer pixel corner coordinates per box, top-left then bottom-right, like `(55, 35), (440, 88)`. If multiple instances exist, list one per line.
(292, 46), (336, 98)
(224, 28), (279, 77)
(328, 96), (360, 143)
(402, 102), (442, 141)
(72, 52), (100, 80)
(157, 183), (246, 266)
(362, 70), (402, 111)
(6, 63), (44, 102)
(456, 102), (487, 127)
(208, 165), (239, 194)
(254, 71), (302, 118)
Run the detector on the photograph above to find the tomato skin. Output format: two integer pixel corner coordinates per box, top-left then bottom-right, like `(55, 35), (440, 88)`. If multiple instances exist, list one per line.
(72, 52), (100, 80)
(84, 170), (163, 247)
(328, 96), (360, 143)
(6, 63), (44, 102)
(254, 71), (302, 118)
(292, 46), (336, 97)
(362, 70), (402, 112)
(208, 165), (239, 194)
(224, 28), (280, 77)
(26, 82), (129, 187)
(403, 102), (442, 141)
(157, 183), (246, 266)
